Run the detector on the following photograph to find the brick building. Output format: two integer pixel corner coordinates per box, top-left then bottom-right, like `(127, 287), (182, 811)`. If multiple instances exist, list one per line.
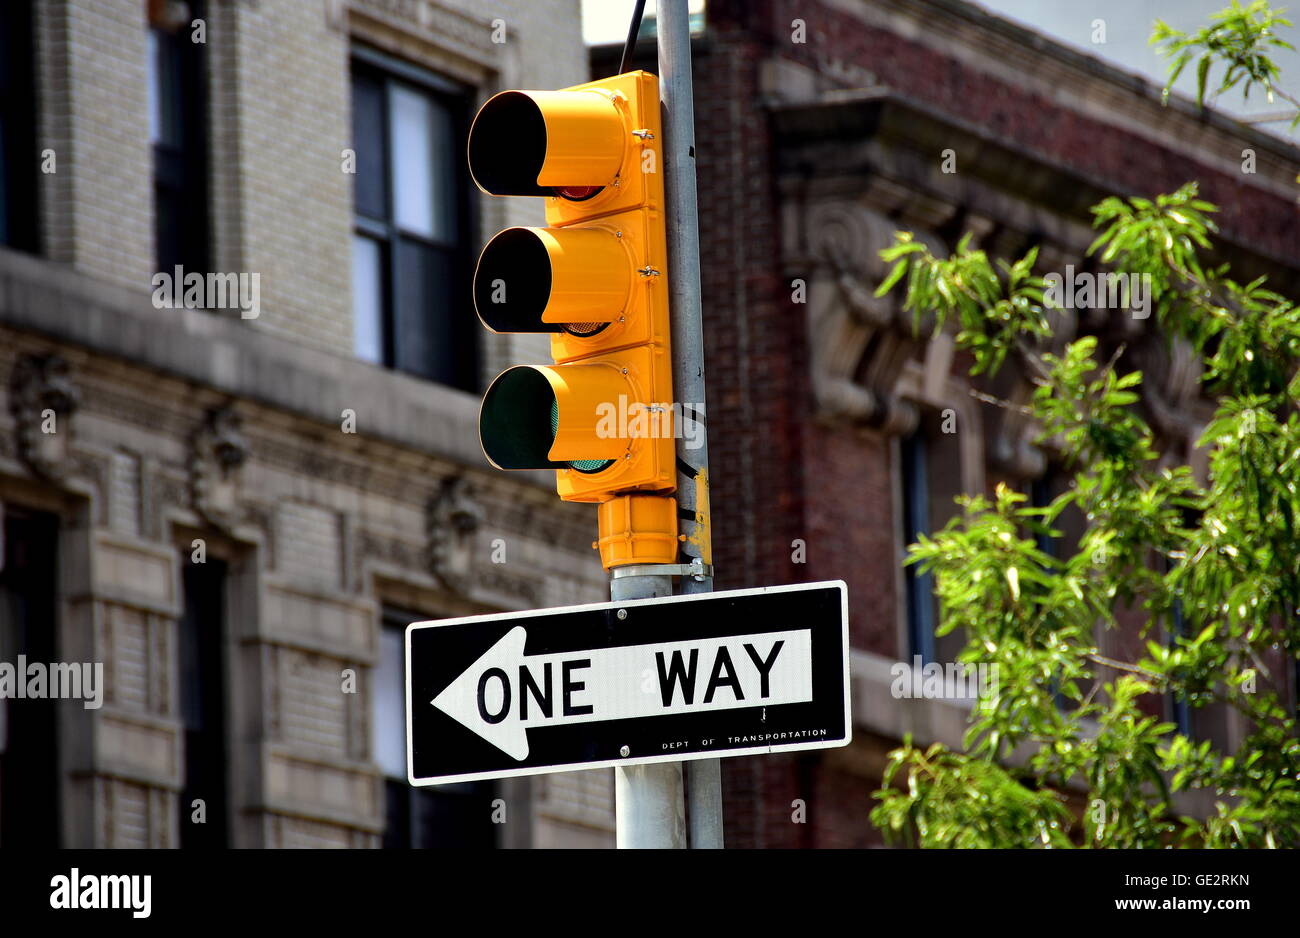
(0, 0), (621, 849)
(603, 0), (1300, 848)
(4, 0), (1298, 852)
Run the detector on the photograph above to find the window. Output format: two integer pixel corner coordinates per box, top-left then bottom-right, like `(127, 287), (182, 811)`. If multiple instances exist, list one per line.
(351, 52), (478, 390)
(375, 608), (497, 848)
(148, 1), (209, 276)
(901, 411), (965, 664)
(179, 556), (229, 847)
(0, 0), (38, 252)
(1157, 514), (1233, 749)
(1030, 465), (1087, 711)
(0, 507), (60, 847)
(1166, 584), (1193, 737)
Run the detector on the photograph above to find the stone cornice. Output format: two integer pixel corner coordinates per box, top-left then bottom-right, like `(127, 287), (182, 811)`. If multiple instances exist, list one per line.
(771, 88), (1300, 297)
(811, 0), (1300, 190)
(347, 0), (503, 84)
(0, 247), (556, 493)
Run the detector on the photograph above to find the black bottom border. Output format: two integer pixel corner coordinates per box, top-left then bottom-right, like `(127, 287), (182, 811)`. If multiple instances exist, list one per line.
(0, 847), (1281, 926)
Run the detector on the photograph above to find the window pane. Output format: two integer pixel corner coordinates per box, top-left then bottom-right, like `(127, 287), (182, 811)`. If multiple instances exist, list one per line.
(147, 30), (160, 144)
(374, 626), (406, 779)
(149, 15), (208, 276)
(0, 0), (38, 253)
(352, 235), (384, 364)
(389, 84), (457, 242)
(149, 30), (183, 148)
(351, 72), (386, 220)
(395, 238), (465, 384)
(414, 781), (498, 849)
(382, 778), (412, 849)
(155, 180), (182, 274)
(426, 97), (458, 244)
(901, 429), (936, 663)
(389, 84), (434, 237)
(180, 557), (230, 848)
(0, 511), (61, 848)
(0, 117), (7, 245)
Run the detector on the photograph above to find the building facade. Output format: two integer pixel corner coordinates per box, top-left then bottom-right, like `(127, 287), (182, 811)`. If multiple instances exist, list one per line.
(604, 0), (1300, 848)
(5, 0), (1299, 853)
(0, 0), (620, 849)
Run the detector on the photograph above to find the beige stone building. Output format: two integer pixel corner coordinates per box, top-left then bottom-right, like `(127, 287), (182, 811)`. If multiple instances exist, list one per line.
(0, 0), (617, 848)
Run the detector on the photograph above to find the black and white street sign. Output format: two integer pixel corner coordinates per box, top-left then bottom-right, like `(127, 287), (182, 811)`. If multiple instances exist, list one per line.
(406, 580), (850, 785)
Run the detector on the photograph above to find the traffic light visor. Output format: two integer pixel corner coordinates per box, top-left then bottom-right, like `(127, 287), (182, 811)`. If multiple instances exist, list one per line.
(480, 364), (630, 472)
(473, 226), (631, 335)
(468, 90), (626, 196)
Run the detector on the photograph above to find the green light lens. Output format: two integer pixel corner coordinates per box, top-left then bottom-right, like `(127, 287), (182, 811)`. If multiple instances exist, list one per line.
(551, 400), (614, 474)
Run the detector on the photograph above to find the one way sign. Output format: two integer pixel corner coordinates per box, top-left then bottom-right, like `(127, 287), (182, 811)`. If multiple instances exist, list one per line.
(406, 581), (850, 785)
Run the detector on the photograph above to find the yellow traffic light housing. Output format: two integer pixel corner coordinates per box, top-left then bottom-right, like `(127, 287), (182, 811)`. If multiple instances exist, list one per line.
(469, 72), (662, 219)
(470, 70), (674, 506)
(479, 345), (674, 502)
(472, 207), (665, 363)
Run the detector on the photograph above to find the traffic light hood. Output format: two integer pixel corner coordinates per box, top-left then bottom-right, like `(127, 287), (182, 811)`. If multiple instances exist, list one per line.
(468, 89), (626, 197)
(479, 362), (630, 471)
(473, 226), (631, 336)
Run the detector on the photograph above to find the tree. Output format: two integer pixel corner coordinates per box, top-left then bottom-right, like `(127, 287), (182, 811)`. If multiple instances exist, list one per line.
(869, 3), (1300, 848)
(1152, 0), (1300, 130)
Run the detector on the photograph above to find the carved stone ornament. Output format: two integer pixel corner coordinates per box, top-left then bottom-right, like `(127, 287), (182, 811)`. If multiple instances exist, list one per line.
(9, 353), (80, 480)
(190, 406), (248, 530)
(427, 474), (484, 591)
(987, 378), (1047, 478)
(801, 200), (927, 435)
(1134, 333), (1203, 452)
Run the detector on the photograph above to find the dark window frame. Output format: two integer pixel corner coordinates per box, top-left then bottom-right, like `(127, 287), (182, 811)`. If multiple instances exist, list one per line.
(0, 507), (61, 848)
(0, 0), (39, 253)
(1029, 465), (1082, 712)
(149, 3), (210, 277)
(901, 428), (937, 664)
(178, 553), (231, 848)
(350, 47), (479, 391)
(378, 606), (498, 849)
(901, 411), (966, 665)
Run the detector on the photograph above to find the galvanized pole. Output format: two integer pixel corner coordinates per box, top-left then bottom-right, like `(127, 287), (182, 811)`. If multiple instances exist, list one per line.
(657, 0), (724, 849)
(611, 571), (685, 848)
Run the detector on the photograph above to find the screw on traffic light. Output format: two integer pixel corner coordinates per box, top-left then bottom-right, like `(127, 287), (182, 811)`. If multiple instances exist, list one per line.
(468, 71), (678, 568)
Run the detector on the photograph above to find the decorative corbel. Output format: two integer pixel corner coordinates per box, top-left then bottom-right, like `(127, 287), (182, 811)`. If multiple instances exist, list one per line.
(801, 199), (934, 433)
(10, 353), (79, 481)
(427, 474), (484, 591)
(190, 406), (248, 530)
(1135, 333), (1203, 462)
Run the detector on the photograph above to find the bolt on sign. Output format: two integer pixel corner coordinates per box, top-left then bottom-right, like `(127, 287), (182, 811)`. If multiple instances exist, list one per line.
(406, 581), (851, 785)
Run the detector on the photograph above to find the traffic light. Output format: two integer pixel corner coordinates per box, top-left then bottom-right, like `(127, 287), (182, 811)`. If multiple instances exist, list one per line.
(468, 71), (676, 513)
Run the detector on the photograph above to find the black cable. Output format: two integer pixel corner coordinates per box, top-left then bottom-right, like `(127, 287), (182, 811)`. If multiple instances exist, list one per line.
(618, 0), (648, 75)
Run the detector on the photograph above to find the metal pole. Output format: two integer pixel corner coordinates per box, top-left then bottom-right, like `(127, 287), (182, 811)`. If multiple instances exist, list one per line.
(657, 0), (724, 849)
(611, 572), (685, 848)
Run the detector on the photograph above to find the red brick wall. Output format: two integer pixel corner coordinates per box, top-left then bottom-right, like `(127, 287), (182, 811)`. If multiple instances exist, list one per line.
(692, 5), (823, 847)
(689, 0), (1300, 848)
(727, 0), (1299, 260)
(803, 425), (900, 656)
(695, 5), (809, 597)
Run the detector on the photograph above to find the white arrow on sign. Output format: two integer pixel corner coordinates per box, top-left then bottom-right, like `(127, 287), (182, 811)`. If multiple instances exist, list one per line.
(431, 626), (813, 760)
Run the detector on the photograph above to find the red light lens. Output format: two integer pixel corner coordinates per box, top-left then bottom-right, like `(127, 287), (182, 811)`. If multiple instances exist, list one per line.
(555, 185), (603, 201)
